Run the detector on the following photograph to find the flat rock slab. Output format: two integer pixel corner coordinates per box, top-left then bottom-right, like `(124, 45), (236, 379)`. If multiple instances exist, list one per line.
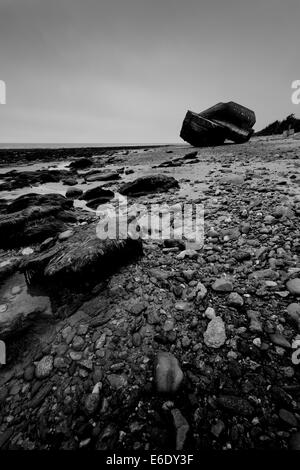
(119, 175), (179, 197)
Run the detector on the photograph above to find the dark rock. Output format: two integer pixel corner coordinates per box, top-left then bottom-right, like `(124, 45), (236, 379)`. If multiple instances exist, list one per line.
(69, 157), (92, 169)
(119, 175), (179, 196)
(279, 409), (298, 427)
(0, 193), (75, 248)
(21, 222), (143, 285)
(180, 102), (256, 147)
(66, 187), (83, 199)
(80, 186), (114, 202)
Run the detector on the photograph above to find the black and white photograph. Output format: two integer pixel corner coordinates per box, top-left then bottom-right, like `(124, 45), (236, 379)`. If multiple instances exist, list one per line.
(0, 0), (300, 457)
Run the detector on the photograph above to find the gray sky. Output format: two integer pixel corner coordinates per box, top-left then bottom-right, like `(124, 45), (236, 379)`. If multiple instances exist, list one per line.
(0, 0), (299, 143)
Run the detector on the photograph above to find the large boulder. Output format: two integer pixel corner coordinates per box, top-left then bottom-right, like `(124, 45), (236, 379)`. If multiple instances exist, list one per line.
(180, 101), (256, 147)
(119, 175), (179, 197)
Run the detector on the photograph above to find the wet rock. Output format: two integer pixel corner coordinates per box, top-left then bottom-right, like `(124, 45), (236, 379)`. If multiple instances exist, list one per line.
(119, 175), (179, 196)
(155, 352), (183, 394)
(212, 277), (233, 292)
(35, 355), (54, 379)
(171, 409), (189, 450)
(286, 278), (300, 295)
(217, 395), (254, 416)
(211, 420), (225, 438)
(204, 316), (226, 348)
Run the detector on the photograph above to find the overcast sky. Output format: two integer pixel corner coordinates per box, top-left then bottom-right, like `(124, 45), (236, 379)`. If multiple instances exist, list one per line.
(0, 0), (299, 143)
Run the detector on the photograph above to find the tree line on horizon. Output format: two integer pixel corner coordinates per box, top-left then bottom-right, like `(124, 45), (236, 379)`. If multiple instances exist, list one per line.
(256, 114), (300, 136)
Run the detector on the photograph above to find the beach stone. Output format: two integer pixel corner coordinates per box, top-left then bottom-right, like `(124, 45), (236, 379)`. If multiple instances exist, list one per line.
(58, 229), (74, 241)
(72, 335), (85, 351)
(287, 303), (300, 326)
(35, 355), (53, 379)
(217, 395), (254, 416)
(212, 277), (233, 292)
(287, 279), (300, 295)
(107, 374), (128, 389)
(227, 292), (244, 307)
(247, 310), (263, 333)
(269, 333), (291, 349)
(66, 187), (83, 199)
(204, 317), (226, 348)
(279, 409), (298, 427)
(204, 307), (216, 319)
(24, 365), (35, 382)
(171, 409), (189, 450)
(196, 282), (207, 301)
(84, 387), (101, 416)
(155, 352), (183, 394)
(22, 247), (34, 256)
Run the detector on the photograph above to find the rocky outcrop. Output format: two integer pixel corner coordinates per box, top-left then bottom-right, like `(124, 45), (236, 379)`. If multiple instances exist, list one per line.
(20, 222), (143, 285)
(0, 169), (70, 191)
(0, 193), (76, 248)
(69, 157), (93, 169)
